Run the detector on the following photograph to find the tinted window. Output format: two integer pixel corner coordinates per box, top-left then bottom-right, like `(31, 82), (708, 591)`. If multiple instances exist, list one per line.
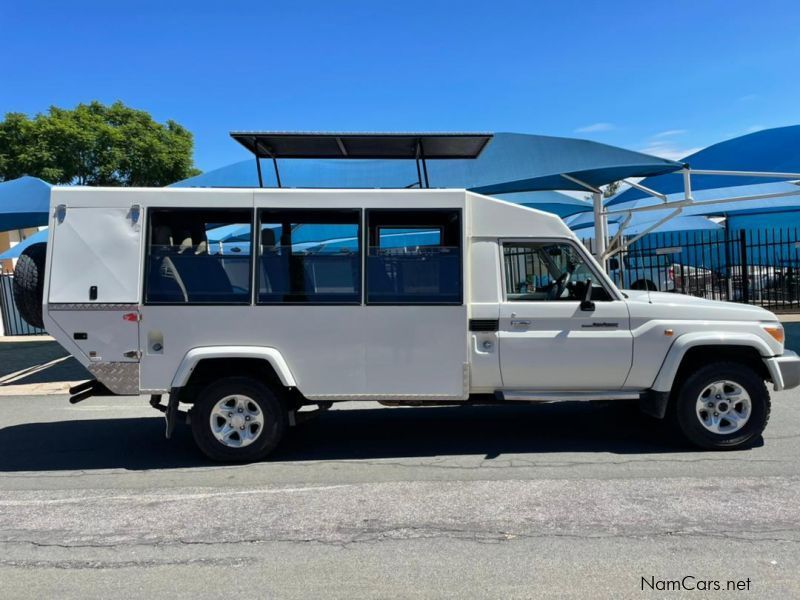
(504, 241), (610, 302)
(258, 209), (361, 304)
(366, 209), (462, 305)
(145, 209), (252, 304)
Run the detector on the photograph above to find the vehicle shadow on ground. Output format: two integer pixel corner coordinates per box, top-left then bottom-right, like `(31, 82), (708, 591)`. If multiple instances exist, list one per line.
(0, 401), (743, 472)
(0, 339), (90, 385)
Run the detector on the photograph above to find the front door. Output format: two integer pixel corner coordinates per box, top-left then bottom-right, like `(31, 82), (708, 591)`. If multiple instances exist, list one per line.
(498, 240), (632, 390)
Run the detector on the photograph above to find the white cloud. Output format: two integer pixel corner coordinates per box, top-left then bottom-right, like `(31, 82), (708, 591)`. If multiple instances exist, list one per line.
(745, 124), (765, 133)
(637, 128), (698, 160)
(739, 94), (759, 102)
(652, 129), (687, 138)
(574, 122), (614, 133)
(639, 142), (703, 161)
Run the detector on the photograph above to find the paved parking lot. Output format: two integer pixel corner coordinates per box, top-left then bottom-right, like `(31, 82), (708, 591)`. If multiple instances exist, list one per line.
(0, 389), (798, 598)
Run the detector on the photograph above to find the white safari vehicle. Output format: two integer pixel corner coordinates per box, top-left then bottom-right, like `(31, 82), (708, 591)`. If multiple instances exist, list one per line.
(13, 184), (800, 462)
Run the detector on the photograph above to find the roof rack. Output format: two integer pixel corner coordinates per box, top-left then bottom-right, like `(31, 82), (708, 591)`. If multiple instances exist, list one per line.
(229, 131), (493, 188)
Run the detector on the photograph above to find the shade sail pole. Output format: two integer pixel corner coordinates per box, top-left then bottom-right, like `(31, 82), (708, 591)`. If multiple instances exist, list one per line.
(255, 157), (264, 188)
(592, 191), (607, 268)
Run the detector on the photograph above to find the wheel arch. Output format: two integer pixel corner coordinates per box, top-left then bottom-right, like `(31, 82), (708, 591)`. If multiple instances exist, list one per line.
(651, 333), (776, 393)
(171, 347), (298, 394)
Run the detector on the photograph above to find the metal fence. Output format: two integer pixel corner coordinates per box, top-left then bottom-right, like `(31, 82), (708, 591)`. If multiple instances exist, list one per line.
(0, 270), (44, 336)
(584, 227), (800, 312)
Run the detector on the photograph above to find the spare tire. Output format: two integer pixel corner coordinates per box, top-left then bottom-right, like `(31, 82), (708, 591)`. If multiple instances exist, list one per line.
(13, 242), (46, 329)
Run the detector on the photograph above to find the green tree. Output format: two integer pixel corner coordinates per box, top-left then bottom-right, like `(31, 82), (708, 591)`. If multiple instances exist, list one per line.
(0, 101), (201, 186)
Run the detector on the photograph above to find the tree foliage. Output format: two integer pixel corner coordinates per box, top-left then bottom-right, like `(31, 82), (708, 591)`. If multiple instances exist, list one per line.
(0, 101), (201, 186)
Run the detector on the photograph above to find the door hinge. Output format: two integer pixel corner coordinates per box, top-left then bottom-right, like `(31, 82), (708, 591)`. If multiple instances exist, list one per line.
(129, 204), (141, 225)
(123, 350), (142, 360)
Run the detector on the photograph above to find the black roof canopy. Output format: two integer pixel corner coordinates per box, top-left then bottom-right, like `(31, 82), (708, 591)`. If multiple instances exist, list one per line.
(230, 131), (493, 160)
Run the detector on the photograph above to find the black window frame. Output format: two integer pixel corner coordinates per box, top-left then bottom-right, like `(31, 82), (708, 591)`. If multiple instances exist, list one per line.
(500, 239), (615, 303)
(365, 208), (463, 306)
(255, 207), (363, 306)
(143, 207), (256, 307)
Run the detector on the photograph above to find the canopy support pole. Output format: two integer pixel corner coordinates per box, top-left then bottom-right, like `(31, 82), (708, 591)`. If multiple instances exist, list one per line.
(414, 141), (423, 189)
(592, 191), (607, 267)
(619, 208), (684, 250)
(418, 139), (430, 188)
(621, 179), (667, 202)
(255, 157), (264, 188)
(604, 213), (633, 257)
(271, 155), (282, 188)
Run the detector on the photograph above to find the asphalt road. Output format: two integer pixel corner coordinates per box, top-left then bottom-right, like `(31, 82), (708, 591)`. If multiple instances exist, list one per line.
(0, 392), (798, 599)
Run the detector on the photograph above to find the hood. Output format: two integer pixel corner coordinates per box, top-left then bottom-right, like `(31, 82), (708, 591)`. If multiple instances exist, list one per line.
(622, 289), (777, 322)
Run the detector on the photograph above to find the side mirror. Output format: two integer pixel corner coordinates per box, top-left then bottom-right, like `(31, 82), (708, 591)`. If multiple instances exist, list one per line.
(581, 278), (595, 311)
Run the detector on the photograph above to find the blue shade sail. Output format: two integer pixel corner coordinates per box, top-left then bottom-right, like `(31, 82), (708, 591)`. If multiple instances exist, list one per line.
(608, 125), (800, 207)
(0, 176), (51, 231)
(0, 228), (48, 260)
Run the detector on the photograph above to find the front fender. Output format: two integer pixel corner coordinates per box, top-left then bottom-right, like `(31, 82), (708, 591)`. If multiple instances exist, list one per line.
(170, 346), (297, 389)
(651, 332), (775, 393)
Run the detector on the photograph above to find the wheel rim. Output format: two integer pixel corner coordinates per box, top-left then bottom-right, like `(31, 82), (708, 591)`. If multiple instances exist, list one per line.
(209, 395), (265, 448)
(695, 380), (752, 435)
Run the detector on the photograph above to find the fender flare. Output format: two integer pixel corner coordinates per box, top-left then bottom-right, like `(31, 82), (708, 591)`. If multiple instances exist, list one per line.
(651, 332), (778, 393)
(170, 346), (297, 389)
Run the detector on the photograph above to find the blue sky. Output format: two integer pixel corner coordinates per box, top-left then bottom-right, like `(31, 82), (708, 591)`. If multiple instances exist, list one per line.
(2, 0), (800, 172)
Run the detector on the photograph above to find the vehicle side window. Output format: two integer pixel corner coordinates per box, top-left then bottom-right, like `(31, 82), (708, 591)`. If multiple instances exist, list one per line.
(366, 209), (462, 305)
(503, 241), (611, 302)
(145, 209), (252, 304)
(257, 209), (361, 304)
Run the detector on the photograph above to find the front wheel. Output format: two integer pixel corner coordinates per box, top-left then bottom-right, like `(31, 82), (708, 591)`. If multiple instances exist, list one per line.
(672, 362), (770, 450)
(190, 376), (287, 462)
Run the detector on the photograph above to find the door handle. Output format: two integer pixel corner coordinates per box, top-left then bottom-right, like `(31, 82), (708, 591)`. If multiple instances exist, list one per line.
(510, 319), (531, 326)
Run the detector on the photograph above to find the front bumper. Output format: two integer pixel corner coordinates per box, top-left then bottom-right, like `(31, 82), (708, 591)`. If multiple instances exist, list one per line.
(766, 350), (800, 391)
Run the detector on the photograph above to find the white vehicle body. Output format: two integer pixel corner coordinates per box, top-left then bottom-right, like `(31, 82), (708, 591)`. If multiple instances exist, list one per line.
(38, 186), (800, 459)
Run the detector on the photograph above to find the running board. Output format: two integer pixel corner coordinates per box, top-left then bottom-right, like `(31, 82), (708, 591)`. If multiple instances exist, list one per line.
(498, 390), (641, 403)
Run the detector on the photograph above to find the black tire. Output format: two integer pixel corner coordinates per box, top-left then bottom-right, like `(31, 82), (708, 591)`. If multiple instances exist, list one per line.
(631, 279), (657, 291)
(671, 362), (770, 450)
(12, 242), (46, 329)
(190, 376), (287, 462)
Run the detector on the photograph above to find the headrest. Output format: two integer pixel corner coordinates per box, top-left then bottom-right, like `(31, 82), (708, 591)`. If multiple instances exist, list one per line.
(153, 225), (172, 247)
(175, 229), (194, 254)
(178, 236), (194, 254)
(261, 228), (276, 247)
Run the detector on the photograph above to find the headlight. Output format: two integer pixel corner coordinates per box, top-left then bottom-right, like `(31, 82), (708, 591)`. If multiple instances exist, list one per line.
(762, 323), (785, 345)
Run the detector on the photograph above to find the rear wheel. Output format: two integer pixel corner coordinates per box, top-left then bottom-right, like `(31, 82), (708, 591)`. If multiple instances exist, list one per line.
(12, 242), (46, 329)
(190, 376), (287, 462)
(672, 362), (770, 450)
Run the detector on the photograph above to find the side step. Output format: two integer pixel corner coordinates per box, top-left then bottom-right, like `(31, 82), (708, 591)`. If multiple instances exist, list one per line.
(498, 390), (641, 403)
